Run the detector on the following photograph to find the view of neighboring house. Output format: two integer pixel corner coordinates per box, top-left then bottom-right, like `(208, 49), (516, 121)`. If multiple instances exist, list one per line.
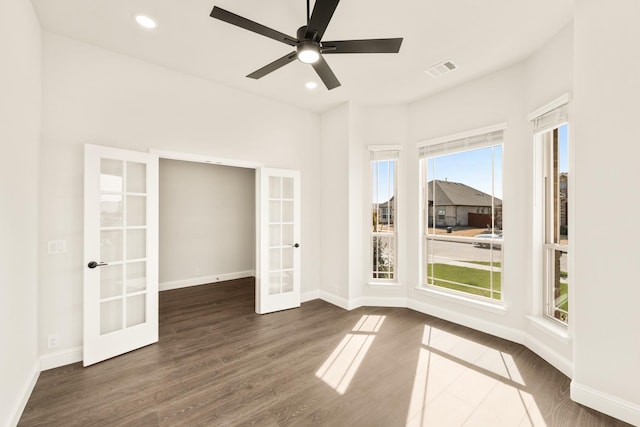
(426, 179), (502, 229)
(559, 172), (568, 235)
(374, 195), (395, 226)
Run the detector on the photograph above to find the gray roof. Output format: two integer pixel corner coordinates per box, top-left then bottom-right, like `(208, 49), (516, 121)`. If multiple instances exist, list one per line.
(427, 180), (501, 207)
(377, 195), (394, 208)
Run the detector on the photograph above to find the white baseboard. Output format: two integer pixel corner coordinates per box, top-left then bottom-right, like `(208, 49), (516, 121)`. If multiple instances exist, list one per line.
(571, 381), (640, 426)
(301, 290), (320, 302)
(10, 361), (40, 427)
(317, 290), (352, 310)
(524, 334), (573, 378)
(407, 298), (575, 379)
(159, 270), (254, 292)
(40, 346), (83, 371)
(357, 296), (409, 308)
(407, 298), (524, 344)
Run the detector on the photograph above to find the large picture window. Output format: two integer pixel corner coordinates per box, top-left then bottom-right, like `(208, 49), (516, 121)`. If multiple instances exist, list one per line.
(370, 149), (398, 282)
(419, 127), (504, 301)
(533, 103), (569, 325)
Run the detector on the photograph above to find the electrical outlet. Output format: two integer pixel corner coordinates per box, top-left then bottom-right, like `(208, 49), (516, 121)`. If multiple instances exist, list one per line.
(47, 334), (59, 349)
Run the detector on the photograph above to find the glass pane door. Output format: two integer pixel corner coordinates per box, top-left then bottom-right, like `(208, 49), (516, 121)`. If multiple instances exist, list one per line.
(84, 144), (158, 366)
(257, 168), (300, 314)
(268, 176), (295, 295)
(99, 159), (148, 335)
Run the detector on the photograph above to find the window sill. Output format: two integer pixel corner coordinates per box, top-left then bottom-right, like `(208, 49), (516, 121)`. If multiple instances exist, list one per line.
(368, 282), (402, 288)
(526, 315), (570, 343)
(414, 286), (507, 315)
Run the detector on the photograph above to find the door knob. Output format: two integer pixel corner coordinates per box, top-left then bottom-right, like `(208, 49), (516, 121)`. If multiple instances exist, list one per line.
(88, 261), (108, 269)
(293, 243), (300, 248)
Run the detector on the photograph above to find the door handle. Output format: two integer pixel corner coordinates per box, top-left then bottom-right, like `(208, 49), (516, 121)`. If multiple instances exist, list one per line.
(293, 243), (300, 248)
(88, 261), (108, 269)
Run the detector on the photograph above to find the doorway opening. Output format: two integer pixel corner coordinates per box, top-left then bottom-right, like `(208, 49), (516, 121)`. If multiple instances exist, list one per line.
(158, 158), (256, 294)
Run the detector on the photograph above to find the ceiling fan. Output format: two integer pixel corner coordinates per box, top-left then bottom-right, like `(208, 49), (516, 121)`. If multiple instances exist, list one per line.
(210, 0), (403, 90)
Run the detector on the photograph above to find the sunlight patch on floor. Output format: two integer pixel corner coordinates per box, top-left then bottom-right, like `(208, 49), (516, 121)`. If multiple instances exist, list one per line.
(352, 314), (385, 332)
(315, 315), (385, 394)
(406, 325), (540, 426)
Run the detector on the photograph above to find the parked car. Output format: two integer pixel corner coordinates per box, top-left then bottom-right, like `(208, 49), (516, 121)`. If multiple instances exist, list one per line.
(472, 233), (502, 249)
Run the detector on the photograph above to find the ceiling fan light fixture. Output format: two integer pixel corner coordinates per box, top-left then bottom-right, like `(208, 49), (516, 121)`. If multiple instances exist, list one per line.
(297, 41), (320, 64)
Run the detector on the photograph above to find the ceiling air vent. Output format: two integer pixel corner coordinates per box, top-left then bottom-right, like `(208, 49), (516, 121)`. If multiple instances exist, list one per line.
(426, 60), (457, 78)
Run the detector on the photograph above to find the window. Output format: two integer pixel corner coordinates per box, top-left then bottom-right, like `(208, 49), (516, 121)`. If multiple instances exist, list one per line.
(370, 149), (398, 282)
(533, 102), (569, 324)
(419, 126), (504, 301)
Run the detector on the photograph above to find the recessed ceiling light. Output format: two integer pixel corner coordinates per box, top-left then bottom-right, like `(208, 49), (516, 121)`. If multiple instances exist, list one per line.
(305, 81), (318, 90)
(135, 15), (157, 29)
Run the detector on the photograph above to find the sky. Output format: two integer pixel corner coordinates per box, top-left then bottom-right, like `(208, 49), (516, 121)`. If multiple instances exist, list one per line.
(372, 123), (568, 204)
(427, 145), (503, 199)
(372, 161), (394, 204)
(558, 124), (569, 172)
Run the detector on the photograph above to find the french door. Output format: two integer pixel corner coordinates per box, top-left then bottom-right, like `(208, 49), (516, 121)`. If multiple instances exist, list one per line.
(256, 168), (301, 314)
(83, 144), (159, 366)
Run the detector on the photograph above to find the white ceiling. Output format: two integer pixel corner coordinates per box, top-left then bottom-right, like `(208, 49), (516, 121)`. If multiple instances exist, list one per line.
(31, 0), (573, 113)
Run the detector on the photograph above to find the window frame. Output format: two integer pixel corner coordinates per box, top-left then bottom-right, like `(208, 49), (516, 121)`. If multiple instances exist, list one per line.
(529, 94), (571, 328)
(369, 147), (400, 285)
(417, 124), (506, 303)
(540, 126), (569, 325)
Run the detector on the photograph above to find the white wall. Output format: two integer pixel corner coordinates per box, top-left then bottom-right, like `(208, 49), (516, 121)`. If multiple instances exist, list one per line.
(347, 104), (365, 303)
(524, 24), (574, 113)
(159, 160), (255, 287)
(38, 33), (321, 364)
(319, 104), (350, 301)
(572, 1), (640, 424)
(0, 0), (41, 424)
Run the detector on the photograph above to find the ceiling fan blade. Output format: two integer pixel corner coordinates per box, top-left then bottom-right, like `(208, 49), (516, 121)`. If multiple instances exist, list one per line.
(322, 38), (403, 54)
(311, 56), (340, 90)
(210, 7), (297, 47)
(306, 0), (340, 41)
(247, 52), (298, 79)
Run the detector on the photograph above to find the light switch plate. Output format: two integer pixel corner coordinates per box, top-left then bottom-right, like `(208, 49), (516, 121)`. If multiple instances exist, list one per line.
(47, 240), (67, 254)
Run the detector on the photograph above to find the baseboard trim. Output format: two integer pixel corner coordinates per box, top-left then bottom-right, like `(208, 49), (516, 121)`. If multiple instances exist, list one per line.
(406, 297), (576, 378)
(40, 346), (83, 371)
(301, 290), (320, 303)
(10, 360), (40, 427)
(317, 290), (351, 310)
(524, 334), (573, 378)
(407, 298), (524, 344)
(159, 270), (254, 292)
(571, 381), (640, 426)
(356, 296), (409, 308)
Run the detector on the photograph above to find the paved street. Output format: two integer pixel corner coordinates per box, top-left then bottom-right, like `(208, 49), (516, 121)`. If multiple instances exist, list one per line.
(427, 239), (501, 264)
(427, 239), (567, 275)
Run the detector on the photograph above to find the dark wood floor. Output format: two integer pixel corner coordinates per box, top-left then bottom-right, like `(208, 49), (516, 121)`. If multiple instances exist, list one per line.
(19, 278), (629, 426)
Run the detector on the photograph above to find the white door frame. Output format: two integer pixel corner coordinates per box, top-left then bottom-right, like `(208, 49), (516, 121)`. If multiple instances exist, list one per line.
(151, 149), (298, 314)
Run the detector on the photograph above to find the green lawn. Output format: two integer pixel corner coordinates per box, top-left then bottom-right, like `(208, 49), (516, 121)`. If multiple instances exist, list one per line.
(427, 263), (501, 300)
(558, 281), (569, 312)
(464, 261), (502, 268)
